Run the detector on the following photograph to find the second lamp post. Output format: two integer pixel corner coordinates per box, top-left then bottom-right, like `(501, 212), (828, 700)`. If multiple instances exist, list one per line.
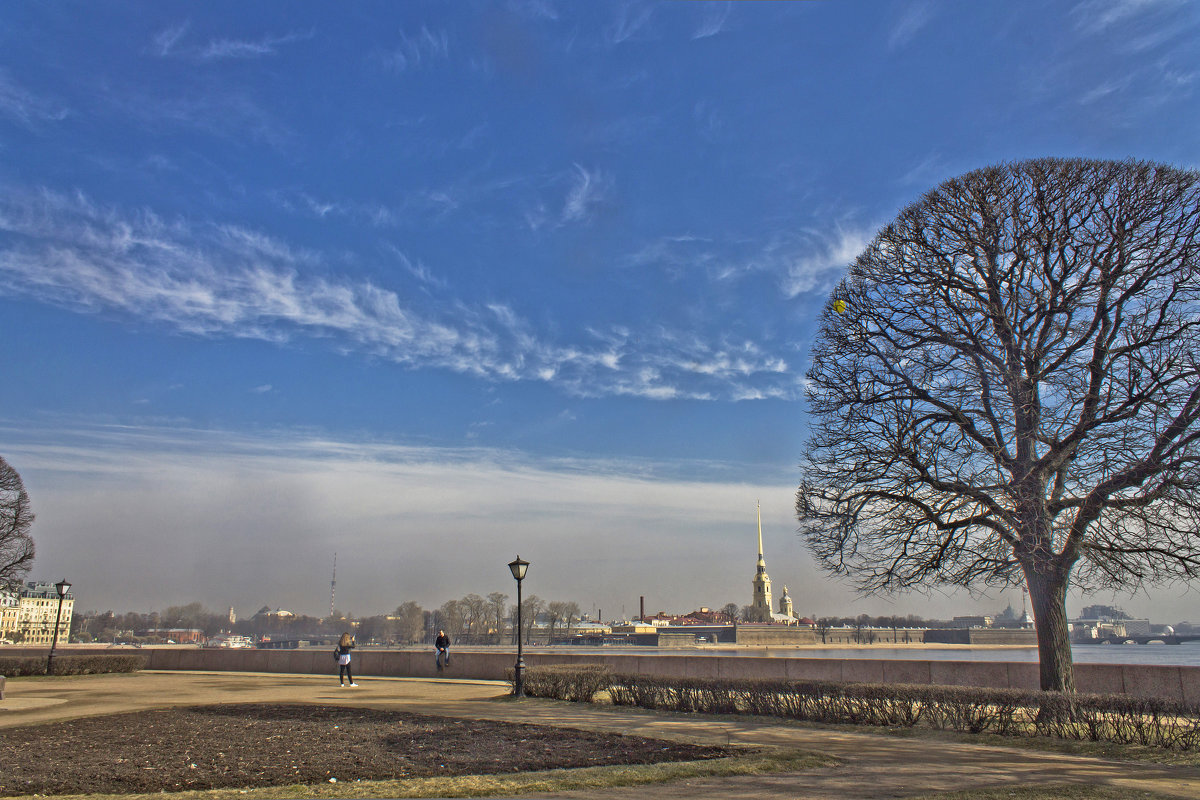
(507, 556), (529, 697)
(45, 579), (72, 675)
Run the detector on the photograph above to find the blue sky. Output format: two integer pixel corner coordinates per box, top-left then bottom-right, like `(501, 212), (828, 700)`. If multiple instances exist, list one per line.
(3, 1), (1199, 622)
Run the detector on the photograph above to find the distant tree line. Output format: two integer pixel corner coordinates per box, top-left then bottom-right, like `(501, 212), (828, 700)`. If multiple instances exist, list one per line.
(68, 593), (591, 646)
(68, 599), (998, 646)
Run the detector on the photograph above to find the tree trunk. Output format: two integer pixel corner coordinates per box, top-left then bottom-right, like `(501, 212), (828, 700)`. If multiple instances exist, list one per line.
(1025, 566), (1075, 692)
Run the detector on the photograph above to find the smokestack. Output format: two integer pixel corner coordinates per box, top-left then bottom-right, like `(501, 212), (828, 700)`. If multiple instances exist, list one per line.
(640, 596), (645, 622)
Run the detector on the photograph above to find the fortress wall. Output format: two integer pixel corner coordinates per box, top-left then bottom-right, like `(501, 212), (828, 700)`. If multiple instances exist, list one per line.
(4, 646), (1197, 701)
(734, 626), (820, 646)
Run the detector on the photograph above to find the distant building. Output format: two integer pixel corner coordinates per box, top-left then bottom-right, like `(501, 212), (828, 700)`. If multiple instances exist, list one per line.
(138, 628), (205, 644)
(0, 581), (75, 645)
(1080, 604), (1130, 620)
(253, 606), (295, 619)
(952, 615), (993, 628)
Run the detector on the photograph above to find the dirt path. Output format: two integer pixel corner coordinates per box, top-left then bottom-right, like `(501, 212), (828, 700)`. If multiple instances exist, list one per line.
(3, 671), (1200, 799)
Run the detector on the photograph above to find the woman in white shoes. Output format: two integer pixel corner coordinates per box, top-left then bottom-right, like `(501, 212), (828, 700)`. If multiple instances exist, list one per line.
(335, 632), (357, 686)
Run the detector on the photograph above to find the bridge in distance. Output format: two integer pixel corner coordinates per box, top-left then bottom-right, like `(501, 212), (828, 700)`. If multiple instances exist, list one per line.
(1081, 634), (1200, 646)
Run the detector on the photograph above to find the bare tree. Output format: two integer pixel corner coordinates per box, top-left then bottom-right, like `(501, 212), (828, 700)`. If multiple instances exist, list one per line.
(546, 600), (582, 642)
(487, 592), (508, 644)
(562, 601), (580, 637)
(546, 601), (566, 641)
(798, 158), (1200, 692)
(0, 456), (34, 592)
(393, 601), (425, 644)
(437, 599), (464, 642)
(516, 594), (544, 644)
(721, 602), (740, 624)
(460, 593), (488, 642)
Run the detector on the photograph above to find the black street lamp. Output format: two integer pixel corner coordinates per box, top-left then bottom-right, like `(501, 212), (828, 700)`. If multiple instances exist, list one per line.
(508, 556), (529, 697)
(45, 579), (71, 676)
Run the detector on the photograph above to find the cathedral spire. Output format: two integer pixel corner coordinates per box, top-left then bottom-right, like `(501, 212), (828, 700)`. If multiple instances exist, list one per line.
(756, 499), (767, 573)
(751, 500), (773, 621)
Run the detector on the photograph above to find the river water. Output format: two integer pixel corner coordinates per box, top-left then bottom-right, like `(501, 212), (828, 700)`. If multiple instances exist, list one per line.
(549, 643), (1200, 667)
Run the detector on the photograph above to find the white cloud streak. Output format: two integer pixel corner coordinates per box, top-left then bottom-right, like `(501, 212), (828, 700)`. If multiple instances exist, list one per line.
(606, 4), (654, 45)
(693, 3), (732, 40)
(373, 27), (451, 73)
(0, 189), (801, 402)
(888, 2), (933, 51)
(152, 23), (191, 57)
(1072, 0), (1183, 35)
(561, 164), (611, 224)
(782, 227), (873, 298)
(625, 224), (874, 300)
(152, 26), (313, 60)
(0, 71), (68, 127)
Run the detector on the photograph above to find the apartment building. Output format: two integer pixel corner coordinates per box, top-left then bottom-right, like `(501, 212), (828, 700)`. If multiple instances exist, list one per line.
(0, 581), (75, 645)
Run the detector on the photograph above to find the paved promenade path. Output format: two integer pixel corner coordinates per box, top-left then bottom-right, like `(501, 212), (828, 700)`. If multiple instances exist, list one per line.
(3, 671), (1200, 799)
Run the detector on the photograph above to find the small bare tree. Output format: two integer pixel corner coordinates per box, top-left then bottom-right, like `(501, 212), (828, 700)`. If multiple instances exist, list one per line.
(0, 456), (35, 591)
(487, 592), (508, 643)
(460, 593), (488, 642)
(798, 158), (1200, 692)
(393, 601), (425, 644)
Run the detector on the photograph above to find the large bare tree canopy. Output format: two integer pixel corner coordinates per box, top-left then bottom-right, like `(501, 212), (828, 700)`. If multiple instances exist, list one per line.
(0, 455), (35, 591)
(797, 158), (1200, 691)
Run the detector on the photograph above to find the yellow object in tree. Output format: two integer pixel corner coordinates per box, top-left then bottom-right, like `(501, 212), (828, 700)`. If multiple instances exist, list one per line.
(833, 299), (847, 314)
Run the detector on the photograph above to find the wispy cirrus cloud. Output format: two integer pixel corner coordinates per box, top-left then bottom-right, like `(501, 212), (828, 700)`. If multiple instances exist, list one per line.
(201, 31), (313, 60)
(606, 4), (654, 45)
(888, 2), (933, 51)
(372, 27), (451, 73)
(151, 24), (313, 60)
(0, 189), (801, 402)
(0, 70), (69, 127)
(625, 223), (874, 299)
(152, 23), (191, 57)
(781, 226), (873, 298)
(561, 164), (612, 224)
(1071, 0), (1184, 35)
(693, 3), (732, 40)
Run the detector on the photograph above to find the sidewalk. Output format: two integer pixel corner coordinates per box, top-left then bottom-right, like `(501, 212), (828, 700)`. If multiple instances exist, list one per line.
(3, 671), (1200, 799)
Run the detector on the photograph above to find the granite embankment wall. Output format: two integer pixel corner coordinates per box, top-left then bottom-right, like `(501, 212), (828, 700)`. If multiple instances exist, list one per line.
(7, 647), (1200, 702)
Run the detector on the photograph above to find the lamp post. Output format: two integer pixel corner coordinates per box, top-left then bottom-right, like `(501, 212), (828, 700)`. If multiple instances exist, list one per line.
(508, 556), (529, 697)
(45, 579), (71, 676)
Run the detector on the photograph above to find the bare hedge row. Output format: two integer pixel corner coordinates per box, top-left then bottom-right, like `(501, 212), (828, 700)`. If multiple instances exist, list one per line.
(510, 664), (1200, 750)
(0, 654), (147, 677)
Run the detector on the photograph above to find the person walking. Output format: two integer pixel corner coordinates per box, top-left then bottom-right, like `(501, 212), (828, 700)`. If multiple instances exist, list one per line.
(434, 629), (450, 671)
(335, 632), (357, 687)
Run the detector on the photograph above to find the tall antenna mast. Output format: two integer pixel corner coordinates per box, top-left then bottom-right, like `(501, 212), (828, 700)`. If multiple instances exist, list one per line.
(330, 552), (337, 618)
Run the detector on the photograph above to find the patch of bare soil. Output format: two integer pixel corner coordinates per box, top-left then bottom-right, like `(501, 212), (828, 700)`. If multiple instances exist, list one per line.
(0, 703), (732, 796)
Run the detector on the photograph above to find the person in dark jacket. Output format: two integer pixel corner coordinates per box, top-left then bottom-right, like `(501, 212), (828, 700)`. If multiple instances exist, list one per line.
(335, 632), (357, 686)
(435, 629), (450, 670)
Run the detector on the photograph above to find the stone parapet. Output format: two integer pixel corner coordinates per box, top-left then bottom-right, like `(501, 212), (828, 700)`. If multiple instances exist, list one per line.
(3, 646), (1197, 701)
